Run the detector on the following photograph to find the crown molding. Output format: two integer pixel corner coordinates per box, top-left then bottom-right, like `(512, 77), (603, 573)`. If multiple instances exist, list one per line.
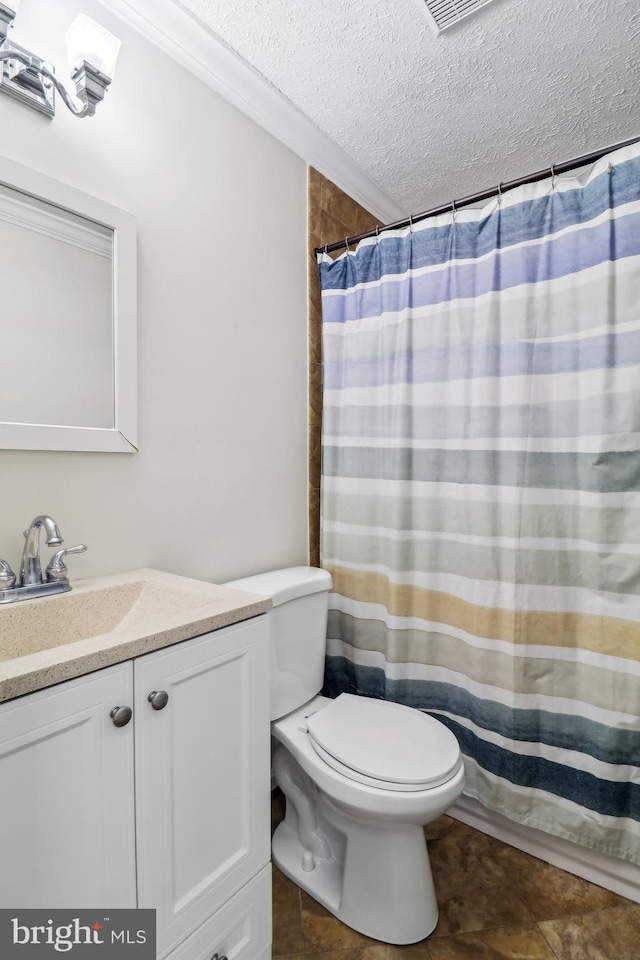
(98, 0), (404, 224)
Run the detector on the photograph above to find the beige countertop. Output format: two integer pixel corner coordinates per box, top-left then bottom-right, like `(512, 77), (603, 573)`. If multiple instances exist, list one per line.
(0, 568), (271, 703)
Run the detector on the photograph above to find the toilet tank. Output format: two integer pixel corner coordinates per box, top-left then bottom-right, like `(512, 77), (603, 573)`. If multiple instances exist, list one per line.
(224, 566), (332, 720)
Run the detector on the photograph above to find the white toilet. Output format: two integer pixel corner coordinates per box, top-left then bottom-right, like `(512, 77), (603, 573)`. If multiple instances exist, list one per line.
(225, 566), (465, 945)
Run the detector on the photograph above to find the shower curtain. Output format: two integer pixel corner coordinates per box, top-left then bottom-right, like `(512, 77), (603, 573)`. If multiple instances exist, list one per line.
(318, 142), (640, 865)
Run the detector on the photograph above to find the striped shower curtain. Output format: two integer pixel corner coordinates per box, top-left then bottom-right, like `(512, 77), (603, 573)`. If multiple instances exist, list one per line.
(318, 143), (640, 865)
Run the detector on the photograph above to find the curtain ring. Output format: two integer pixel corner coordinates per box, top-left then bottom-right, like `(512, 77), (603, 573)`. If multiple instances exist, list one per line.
(550, 164), (557, 190)
(345, 237), (350, 254)
(409, 213), (414, 234)
(607, 162), (613, 174)
(497, 182), (503, 206)
(375, 225), (380, 244)
(451, 199), (457, 222)
(323, 243), (328, 256)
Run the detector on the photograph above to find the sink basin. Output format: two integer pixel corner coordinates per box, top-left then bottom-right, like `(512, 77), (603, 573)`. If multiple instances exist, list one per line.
(0, 578), (236, 662)
(0, 568), (271, 702)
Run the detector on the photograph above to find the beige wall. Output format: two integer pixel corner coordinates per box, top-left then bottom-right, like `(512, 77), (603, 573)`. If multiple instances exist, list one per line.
(0, 0), (308, 583)
(307, 168), (380, 566)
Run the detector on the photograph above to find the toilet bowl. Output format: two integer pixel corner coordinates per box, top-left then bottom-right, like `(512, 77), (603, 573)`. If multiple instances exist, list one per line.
(224, 567), (465, 944)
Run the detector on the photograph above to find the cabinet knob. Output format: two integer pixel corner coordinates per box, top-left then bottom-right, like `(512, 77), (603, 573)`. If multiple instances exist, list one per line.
(148, 690), (169, 710)
(110, 705), (132, 727)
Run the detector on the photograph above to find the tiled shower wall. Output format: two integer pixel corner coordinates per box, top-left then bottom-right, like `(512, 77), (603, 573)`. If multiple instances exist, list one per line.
(307, 168), (381, 566)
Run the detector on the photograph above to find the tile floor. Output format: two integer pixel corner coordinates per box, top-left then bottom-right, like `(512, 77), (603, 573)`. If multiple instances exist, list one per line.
(271, 790), (640, 960)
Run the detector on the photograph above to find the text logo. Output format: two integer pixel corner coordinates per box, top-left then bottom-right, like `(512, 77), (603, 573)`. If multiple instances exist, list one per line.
(0, 910), (155, 957)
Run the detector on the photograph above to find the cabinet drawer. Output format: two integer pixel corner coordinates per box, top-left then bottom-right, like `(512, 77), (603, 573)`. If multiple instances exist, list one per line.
(168, 865), (271, 960)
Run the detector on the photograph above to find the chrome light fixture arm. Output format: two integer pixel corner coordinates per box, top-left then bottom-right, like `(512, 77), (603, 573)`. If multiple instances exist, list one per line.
(0, 47), (30, 68)
(39, 60), (111, 119)
(0, 2), (118, 119)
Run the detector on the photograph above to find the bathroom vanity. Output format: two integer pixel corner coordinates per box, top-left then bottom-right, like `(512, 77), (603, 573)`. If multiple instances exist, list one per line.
(0, 569), (272, 960)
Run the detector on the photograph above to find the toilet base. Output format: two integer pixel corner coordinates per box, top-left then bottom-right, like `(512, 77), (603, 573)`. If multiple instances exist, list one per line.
(272, 792), (439, 945)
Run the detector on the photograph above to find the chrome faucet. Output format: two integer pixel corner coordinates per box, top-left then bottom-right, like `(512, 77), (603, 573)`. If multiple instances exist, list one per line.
(0, 515), (87, 604)
(19, 515), (63, 586)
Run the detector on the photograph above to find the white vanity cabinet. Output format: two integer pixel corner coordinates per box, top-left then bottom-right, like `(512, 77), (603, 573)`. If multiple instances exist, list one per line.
(0, 614), (271, 960)
(0, 660), (137, 908)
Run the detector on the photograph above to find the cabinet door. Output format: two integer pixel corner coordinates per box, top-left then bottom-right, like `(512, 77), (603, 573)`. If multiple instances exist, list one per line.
(0, 663), (136, 908)
(134, 616), (270, 959)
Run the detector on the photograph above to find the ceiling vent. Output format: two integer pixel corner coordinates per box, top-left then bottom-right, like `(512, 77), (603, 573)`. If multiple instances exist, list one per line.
(421, 0), (497, 34)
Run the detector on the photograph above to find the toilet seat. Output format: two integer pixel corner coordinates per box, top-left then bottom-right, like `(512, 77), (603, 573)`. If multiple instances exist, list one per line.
(305, 693), (462, 792)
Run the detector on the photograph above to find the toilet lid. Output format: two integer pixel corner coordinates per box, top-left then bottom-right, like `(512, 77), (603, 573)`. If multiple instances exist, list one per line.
(305, 694), (461, 792)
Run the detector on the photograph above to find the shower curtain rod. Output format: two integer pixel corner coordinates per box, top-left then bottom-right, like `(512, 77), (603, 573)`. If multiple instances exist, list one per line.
(315, 133), (640, 257)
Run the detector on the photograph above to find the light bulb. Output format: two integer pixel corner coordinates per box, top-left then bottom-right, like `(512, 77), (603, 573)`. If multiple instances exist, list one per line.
(65, 14), (120, 80)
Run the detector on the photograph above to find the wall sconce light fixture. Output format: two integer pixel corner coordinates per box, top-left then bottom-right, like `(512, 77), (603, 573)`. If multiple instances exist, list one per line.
(0, 3), (120, 118)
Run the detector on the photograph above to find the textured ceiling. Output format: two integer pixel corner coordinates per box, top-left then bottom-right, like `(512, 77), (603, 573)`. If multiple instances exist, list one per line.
(175, 0), (640, 216)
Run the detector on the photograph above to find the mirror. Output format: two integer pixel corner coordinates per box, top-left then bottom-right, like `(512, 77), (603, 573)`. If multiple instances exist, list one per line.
(0, 156), (137, 452)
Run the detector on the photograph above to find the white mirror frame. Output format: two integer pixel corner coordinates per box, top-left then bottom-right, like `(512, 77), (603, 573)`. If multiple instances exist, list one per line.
(0, 155), (137, 453)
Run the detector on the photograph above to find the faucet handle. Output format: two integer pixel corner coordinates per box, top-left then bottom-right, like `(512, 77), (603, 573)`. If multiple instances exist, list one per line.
(0, 560), (16, 590)
(45, 544), (87, 582)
